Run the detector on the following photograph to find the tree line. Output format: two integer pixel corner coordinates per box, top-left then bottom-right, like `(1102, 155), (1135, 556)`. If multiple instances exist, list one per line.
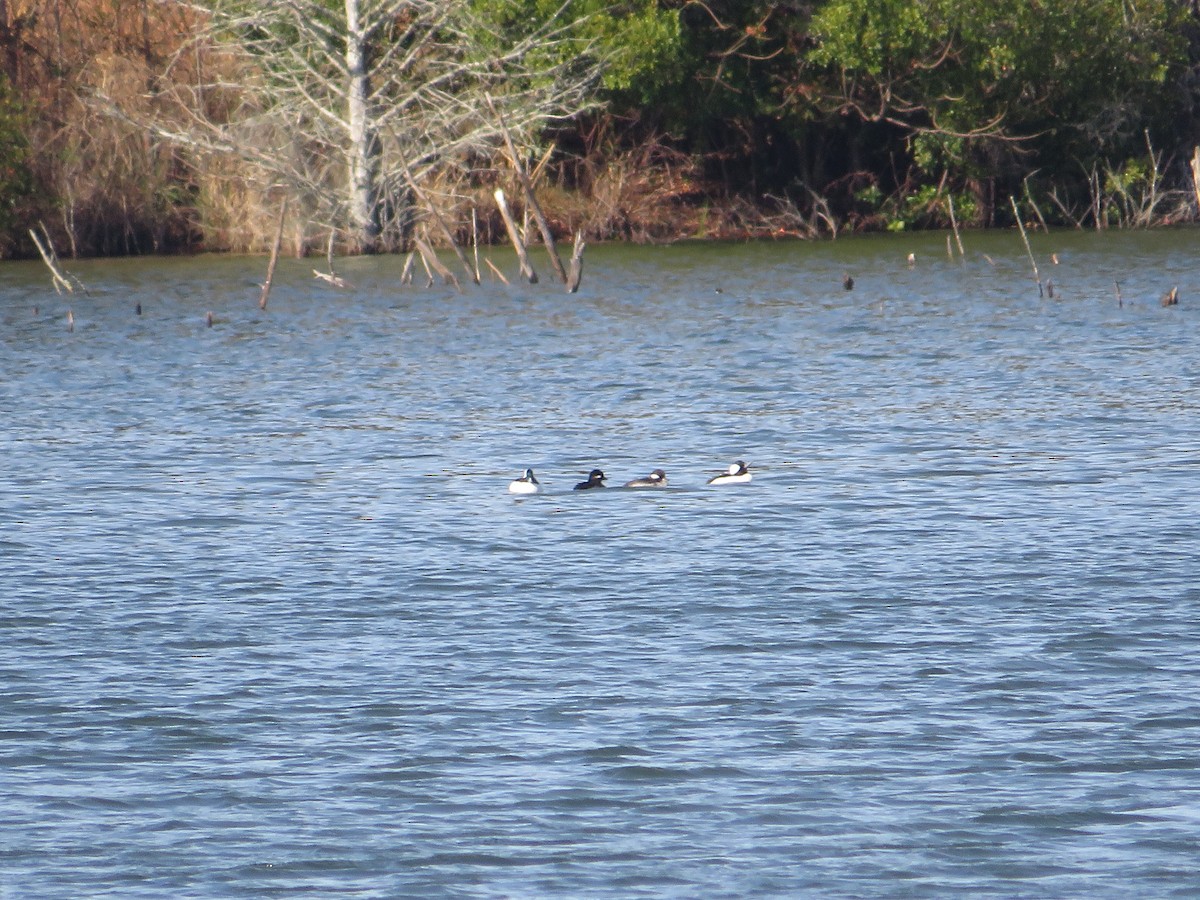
(2, 0), (1200, 259)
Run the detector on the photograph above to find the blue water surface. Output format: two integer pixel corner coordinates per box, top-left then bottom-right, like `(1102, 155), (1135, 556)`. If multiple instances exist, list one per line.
(2, 230), (1199, 898)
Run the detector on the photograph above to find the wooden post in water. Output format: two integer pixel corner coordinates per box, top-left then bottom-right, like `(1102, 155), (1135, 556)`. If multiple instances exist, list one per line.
(1010, 196), (1043, 298)
(494, 188), (538, 283)
(471, 208), (482, 285)
(947, 193), (965, 257)
(259, 198), (288, 311)
(487, 94), (568, 283)
(1191, 147), (1200, 216)
(566, 231), (586, 294)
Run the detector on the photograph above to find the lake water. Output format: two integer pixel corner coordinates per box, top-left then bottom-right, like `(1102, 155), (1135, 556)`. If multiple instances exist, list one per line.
(2, 230), (1199, 897)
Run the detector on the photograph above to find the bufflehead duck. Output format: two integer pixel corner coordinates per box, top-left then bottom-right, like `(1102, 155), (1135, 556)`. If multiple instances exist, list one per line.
(707, 461), (752, 485)
(625, 469), (667, 488)
(574, 469), (607, 490)
(508, 468), (540, 494)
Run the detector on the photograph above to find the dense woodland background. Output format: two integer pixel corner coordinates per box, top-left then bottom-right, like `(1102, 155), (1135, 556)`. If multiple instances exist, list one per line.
(4, 0), (1200, 258)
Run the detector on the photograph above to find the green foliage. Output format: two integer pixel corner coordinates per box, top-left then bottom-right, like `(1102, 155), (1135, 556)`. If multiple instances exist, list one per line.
(471, 0), (1194, 228)
(807, 0), (1186, 174)
(1105, 159), (1151, 198)
(809, 0), (951, 79)
(10, 0), (1200, 251)
(859, 182), (978, 232)
(0, 74), (34, 236)
(471, 0), (683, 103)
(593, 3), (683, 98)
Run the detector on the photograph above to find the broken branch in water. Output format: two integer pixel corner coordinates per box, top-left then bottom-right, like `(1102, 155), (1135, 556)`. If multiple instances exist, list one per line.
(487, 93), (567, 284)
(313, 269), (352, 289)
(259, 197), (288, 310)
(30, 226), (84, 295)
(414, 235), (461, 290)
(396, 146), (478, 285)
(566, 231), (586, 294)
(946, 192), (965, 257)
(484, 258), (510, 285)
(494, 188), (538, 283)
(1009, 196), (1043, 297)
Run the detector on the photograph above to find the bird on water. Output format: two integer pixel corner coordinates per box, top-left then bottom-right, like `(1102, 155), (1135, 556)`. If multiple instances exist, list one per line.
(625, 469), (668, 488)
(707, 461), (752, 485)
(575, 469), (607, 490)
(508, 468), (540, 494)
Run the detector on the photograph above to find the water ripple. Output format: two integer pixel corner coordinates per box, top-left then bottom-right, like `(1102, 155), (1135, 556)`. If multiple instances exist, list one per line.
(2, 233), (1199, 897)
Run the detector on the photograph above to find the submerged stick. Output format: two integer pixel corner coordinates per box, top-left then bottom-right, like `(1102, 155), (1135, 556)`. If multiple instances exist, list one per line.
(401, 251), (416, 285)
(259, 198), (288, 311)
(484, 258), (510, 285)
(494, 188), (538, 283)
(1114, 280), (1124, 308)
(566, 231), (586, 294)
(1009, 196), (1043, 298)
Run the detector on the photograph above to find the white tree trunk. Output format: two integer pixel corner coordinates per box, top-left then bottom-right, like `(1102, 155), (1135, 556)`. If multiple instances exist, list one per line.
(114, 0), (607, 252)
(344, 0), (379, 248)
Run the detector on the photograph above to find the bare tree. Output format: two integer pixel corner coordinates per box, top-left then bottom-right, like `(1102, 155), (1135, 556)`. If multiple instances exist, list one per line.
(101, 0), (604, 252)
